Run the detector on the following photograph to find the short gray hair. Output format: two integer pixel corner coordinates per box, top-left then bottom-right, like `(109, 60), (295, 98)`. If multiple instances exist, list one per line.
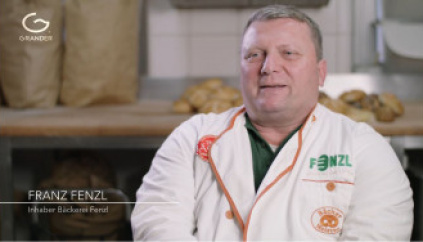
(244, 5), (323, 60)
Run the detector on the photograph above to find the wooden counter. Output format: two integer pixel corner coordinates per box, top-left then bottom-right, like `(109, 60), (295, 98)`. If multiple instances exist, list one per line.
(369, 101), (423, 136)
(0, 100), (191, 136)
(1, 100), (423, 137)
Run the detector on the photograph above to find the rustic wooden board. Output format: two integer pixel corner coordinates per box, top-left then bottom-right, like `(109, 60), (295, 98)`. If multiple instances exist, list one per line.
(0, 100), (192, 136)
(369, 101), (423, 136)
(1, 100), (422, 137)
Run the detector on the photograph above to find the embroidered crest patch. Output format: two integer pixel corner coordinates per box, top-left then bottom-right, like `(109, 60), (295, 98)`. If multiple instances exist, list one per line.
(196, 135), (217, 161)
(311, 206), (344, 234)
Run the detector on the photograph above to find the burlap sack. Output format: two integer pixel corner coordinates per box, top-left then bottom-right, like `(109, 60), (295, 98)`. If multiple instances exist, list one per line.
(0, 0), (62, 108)
(61, 0), (139, 107)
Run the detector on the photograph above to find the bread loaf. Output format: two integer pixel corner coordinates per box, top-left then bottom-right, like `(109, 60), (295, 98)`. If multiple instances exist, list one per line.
(319, 90), (404, 123)
(172, 99), (193, 113)
(174, 79), (243, 114)
(379, 92), (404, 116)
(339, 90), (366, 103)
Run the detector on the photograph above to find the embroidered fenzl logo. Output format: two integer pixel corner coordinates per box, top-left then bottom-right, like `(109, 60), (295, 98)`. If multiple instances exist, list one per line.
(310, 154), (351, 171)
(196, 135), (217, 161)
(311, 206), (344, 234)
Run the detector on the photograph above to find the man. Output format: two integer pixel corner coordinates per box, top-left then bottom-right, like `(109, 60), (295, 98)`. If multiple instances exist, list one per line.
(131, 5), (413, 240)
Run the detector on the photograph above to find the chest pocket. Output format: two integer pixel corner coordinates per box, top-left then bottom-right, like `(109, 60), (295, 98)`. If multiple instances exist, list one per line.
(298, 179), (355, 237)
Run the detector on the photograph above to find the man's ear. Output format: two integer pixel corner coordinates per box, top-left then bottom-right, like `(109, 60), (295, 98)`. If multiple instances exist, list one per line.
(317, 59), (327, 87)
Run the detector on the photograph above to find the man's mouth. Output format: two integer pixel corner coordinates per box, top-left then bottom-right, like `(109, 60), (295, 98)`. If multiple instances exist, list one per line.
(260, 84), (287, 89)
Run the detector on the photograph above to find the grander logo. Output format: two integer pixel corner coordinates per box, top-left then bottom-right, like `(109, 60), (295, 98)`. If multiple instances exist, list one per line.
(22, 12), (50, 33)
(310, 154), (351, 171)
(19, 12), (53, 42)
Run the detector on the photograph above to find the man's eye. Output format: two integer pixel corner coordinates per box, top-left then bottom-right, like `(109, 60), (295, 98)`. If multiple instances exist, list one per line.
(248, 53), (259, 59)
(246, 52), (263, 62)
(283, 50), (300, 59)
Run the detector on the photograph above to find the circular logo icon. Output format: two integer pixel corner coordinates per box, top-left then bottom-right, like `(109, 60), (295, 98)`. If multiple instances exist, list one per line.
(196, 135), (217, 161)
(22, 12), (50, 33)
(311, 206), (344, 234)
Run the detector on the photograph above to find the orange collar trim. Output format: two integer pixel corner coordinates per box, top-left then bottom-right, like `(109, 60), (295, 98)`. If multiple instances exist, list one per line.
(242, 106), (316, 241)
(206, 107), (246, 231)
(205, 105), (316, 239)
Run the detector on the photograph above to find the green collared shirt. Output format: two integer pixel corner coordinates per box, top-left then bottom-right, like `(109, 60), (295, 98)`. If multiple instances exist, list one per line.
(244, 113), (302, 191)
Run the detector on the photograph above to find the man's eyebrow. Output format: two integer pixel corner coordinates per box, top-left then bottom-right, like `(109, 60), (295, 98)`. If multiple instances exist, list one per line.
(242, 46), (262, 52)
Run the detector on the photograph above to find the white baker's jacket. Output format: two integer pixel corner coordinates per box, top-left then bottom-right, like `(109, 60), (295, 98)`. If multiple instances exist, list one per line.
(131, 104), (413, 241)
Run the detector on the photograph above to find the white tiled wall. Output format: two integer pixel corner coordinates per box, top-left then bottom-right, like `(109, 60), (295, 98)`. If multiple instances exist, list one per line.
(147, 0), (353, 78)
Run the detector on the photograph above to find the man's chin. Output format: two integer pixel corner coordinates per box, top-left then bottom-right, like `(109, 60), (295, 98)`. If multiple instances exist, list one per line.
(258, 102), (287, 113)
(245, 101), (289, 118)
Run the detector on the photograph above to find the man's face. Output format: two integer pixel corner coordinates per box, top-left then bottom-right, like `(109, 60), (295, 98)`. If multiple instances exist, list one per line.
(240, 18), (326, 118)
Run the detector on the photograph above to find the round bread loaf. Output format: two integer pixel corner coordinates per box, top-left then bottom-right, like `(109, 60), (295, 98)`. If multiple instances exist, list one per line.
(322, 99), (349, 114)
(201, 78), (224, 90)
(346, 106), (374, 122)
(182, 85), (200, 100)
(38, 152), (116, 189)
(198, 99), (232, 114)
(175, 79), (243, 114)
(210, 86), (241, 101)
(375, 106), (396, 122)
(379, 92), (404, 116)
(339, 90), (367, 103)
(187, 87), (211, 109)
(172, 99), (193, 113)
(360, 94), (380, 112)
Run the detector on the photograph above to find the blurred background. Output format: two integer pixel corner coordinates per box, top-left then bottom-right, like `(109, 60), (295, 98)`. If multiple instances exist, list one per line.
(0, 0), (423, 240)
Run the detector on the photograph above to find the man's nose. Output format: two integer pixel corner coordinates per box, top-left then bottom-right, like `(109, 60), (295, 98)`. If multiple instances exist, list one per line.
(261, 53), (282, 75)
